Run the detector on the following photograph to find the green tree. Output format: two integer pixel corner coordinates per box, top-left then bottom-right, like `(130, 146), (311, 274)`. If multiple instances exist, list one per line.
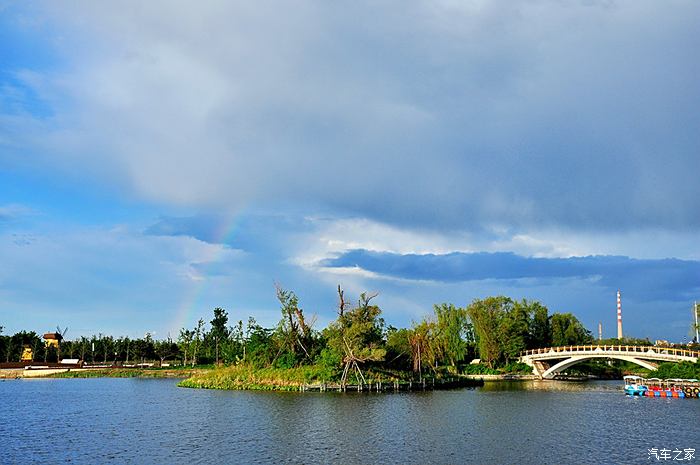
(178, 329), (194, 366)
(274, 286), (313, 364)
(500, 301), (530, 363)
(408, 319), (440, 380)
(324, 291), (386, 384)
(433, 303), (471, 367)
(527, 301), (551, 348)
(118, 336), (132, 364)
(225, 319), (245, 363)
(192, 319), (205, 366)
(155, 337), (178, 366)
(244, 316), (258, 362)
(102, 335), (114, 363)
(131, 333), (155, 364)
(550, 313), (593, 346)
(385, 326), (412, 371)
(210, 307), (230, 365)
(246, 323), (275, 367)
(467, 297), (512, 368)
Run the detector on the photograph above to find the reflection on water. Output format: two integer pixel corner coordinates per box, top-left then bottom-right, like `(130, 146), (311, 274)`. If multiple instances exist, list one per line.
(480, 379), (622, 392)
(0, 378), (696, 465)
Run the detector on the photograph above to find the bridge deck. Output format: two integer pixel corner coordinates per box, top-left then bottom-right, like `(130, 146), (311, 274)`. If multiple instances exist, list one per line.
(521, 345), (700, 359)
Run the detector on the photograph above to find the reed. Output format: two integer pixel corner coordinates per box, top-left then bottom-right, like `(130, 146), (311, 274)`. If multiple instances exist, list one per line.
(178, 363), (335, 390)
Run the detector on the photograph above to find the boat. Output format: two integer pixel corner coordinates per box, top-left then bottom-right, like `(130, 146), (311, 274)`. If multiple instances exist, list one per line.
(681, 379), (700, 398)
(623, 376), (700, 398)
(623, 375), (648, 396)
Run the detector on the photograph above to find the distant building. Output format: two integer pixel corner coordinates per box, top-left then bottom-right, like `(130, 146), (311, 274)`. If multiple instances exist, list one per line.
(43, 332), (63, 349)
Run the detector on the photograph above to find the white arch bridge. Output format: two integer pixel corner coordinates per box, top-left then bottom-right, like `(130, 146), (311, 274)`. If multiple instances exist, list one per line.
(520, 345), (700, 380)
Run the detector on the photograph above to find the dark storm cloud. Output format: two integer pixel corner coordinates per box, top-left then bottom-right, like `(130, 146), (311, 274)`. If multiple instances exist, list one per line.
(321, 249), (700, 301)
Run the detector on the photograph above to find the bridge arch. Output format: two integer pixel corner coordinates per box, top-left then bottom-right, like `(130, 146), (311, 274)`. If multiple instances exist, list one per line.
(541, 355), (658, 380)
(519, 345), (700, 379)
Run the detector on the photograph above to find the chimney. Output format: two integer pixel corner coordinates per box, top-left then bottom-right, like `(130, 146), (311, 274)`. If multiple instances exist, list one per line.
(617, 290), (623, 340)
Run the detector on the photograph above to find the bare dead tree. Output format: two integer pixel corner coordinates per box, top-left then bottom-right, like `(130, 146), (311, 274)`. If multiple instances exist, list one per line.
(340, 337), (367, 387)
(337, 285), (346, 317)
(359, 292), (379, 309)
(274, 284), (312, 361)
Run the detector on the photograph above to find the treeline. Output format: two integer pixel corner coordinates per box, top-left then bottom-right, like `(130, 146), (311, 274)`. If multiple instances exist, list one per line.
(1, 288), (595, 378)
(652, 360), (700, 379)
(0, 329), (178, 366)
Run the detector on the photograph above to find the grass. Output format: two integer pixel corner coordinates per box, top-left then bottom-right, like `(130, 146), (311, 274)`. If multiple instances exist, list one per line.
(178, 364), (336, 391)
(178, 363), (487, 391)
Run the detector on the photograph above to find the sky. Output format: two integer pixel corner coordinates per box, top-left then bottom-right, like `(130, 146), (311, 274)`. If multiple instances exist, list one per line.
(1, 1), (698, 341)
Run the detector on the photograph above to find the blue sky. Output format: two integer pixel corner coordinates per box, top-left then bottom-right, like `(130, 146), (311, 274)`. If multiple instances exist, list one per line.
(1, 1), (699, 341)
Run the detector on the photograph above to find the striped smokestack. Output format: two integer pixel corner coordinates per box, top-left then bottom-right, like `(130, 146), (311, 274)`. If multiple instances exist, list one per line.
(617, 290), (623, 339)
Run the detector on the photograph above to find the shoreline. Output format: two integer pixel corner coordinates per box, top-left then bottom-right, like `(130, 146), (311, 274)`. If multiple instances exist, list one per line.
(1, 366), (615, 387)
(0, 367), (203, 379)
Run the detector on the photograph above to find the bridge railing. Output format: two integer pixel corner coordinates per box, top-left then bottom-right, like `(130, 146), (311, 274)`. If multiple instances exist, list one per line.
(521, 345), (700, 358)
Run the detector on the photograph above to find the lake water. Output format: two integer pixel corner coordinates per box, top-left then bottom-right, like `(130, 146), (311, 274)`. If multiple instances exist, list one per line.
(1, 378), (697, 464)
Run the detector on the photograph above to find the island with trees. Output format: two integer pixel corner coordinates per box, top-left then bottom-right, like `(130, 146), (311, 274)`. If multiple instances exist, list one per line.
(2, 286), (698, 389)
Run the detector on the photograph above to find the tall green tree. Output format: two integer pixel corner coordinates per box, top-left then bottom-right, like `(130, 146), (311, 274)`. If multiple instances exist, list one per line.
(527, 301), (551, 349)
(433, 303), (471, 367)
(467, 297), (512, 368)
(210, 307), (229, 365)
(500, 301), (530, 363)
(178, 329), (194, 366)
(409, 319), (441, 380)
(550, 313), (593, 346)
(192, 319), (205, 366)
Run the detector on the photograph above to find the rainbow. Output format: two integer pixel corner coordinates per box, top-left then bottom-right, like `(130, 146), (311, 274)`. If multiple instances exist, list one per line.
(169, 211), (244, 334)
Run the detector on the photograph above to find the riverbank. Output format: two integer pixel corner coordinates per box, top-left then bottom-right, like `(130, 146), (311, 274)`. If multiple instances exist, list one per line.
(0, 367), (205, 379)
(0, 365), (574, 386)
(0, 365), (617, 386)
(1, 368), (71, 378)
(53, 367), (205, 379)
